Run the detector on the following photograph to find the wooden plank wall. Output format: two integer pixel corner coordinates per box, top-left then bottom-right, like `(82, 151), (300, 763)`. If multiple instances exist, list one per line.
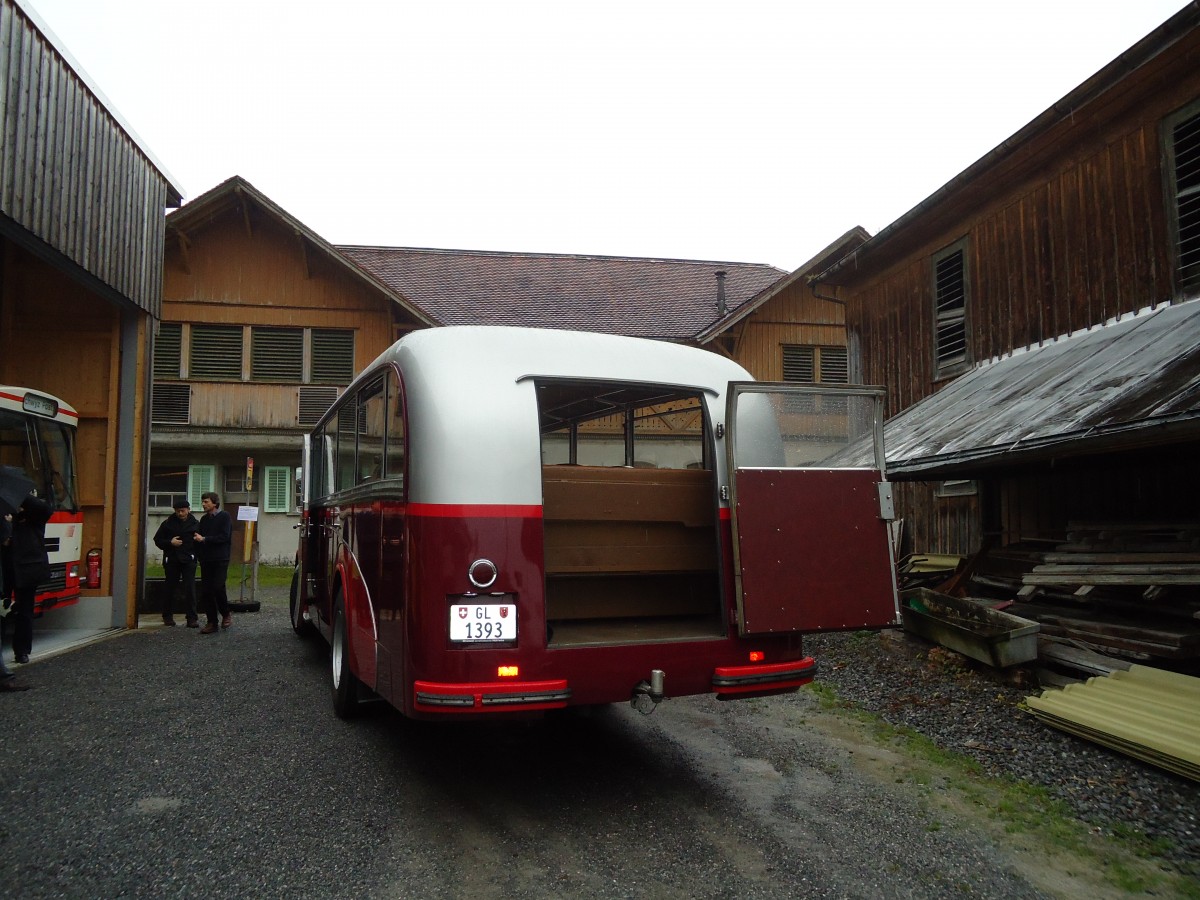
(162, 205), (400, 429)
(0, 0), (177, 314)
(731, 279), (845, 380)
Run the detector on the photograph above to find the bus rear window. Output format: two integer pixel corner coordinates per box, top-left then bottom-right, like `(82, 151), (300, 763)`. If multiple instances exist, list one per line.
(536, 380), (708, 471)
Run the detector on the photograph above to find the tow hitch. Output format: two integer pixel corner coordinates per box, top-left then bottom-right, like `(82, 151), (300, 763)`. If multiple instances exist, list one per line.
(630, 669), (665, 714)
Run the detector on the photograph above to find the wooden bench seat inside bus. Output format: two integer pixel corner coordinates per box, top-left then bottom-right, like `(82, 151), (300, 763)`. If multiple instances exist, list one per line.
(541, 466), (723, 638)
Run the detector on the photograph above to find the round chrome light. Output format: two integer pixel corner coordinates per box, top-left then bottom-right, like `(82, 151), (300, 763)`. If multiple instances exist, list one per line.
(468, 558), (498, 589)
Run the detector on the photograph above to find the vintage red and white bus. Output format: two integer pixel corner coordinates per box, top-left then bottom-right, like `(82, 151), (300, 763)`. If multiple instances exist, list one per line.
(290, 326), (900, 719)
(0, 385), (84, 612)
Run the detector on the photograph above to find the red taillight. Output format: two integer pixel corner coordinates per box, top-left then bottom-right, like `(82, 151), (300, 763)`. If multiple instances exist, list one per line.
(748, 650), (765, 662)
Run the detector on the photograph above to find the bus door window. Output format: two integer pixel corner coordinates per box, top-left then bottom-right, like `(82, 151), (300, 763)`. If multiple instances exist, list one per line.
(377, 368), (407, 683)
(354, 377), (386, 602)
(384, 368), (405, 485)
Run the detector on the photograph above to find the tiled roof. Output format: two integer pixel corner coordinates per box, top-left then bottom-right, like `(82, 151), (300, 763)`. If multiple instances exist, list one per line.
(336, 246), (787, 340)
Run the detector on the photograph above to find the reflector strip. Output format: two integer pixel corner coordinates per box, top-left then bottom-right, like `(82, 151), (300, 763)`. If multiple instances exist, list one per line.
(414, 679), (570, 712)
(712, 658), (817, 693)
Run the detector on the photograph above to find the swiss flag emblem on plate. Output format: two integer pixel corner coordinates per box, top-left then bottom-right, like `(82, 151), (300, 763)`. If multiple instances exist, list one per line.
(457, 607), (468, 619)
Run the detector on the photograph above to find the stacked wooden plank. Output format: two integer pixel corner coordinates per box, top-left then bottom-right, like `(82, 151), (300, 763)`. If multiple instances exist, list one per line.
(1011, 523), (1200, 662)
(1022, 522), (1200, 595)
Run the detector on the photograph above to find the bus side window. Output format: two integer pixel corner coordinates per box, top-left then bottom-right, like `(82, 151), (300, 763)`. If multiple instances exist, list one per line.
(336, 405), (357, 492)
(357, 376), (385, 484)
(384, 369), (405, 487)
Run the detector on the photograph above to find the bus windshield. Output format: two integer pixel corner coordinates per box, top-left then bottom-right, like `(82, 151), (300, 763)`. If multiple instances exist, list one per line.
(0, 408), (79, 513)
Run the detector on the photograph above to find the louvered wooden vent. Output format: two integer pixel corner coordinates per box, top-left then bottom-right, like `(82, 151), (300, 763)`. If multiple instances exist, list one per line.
(190, 325), (243, 380)
(251, 327), (303, 382)
(1173, 108), (1200, 294)
(154, 323), (182, 380)
(934, 248), (967, 371)
(782, 346), (814, 382)
(152, 383), (191, 425)
(298, 386), (339, 426)
(311, 329), (355, 383)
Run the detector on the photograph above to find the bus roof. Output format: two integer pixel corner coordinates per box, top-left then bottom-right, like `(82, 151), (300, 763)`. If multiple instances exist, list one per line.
(352, 327), (752, 506)
(0, 386), (79, 423)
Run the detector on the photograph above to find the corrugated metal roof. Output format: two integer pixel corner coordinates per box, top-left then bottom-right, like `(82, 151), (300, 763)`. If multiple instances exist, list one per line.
(1025, 665), (1200, 781)
(337, 246), (787, 340)
(882, 298), (1200, 477)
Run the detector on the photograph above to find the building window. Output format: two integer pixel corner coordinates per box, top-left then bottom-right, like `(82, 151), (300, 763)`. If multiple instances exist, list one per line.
(263, 466), (293, 513)
(932, 241), (969, 377)
(1166, 102), (1200, 297)
(312, 329), (355, 383)
(190, 325), (243, 381)
(154, 323), (182, 380)
(187, 464), (216, 510)
(251, 327), (304, 382)
(148, 466), (188, 509)
(782, 345), (849, 384)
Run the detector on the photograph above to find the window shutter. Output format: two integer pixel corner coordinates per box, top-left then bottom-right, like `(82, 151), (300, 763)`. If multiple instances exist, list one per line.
(311, 329), (355, 383)
(781, 346), (815, 382)
(1172, 108), (1200, 294)
(820, 346), (849, 384)
(154, 323), (182, 380)
(251, 328), (303, 382)
(190, 325), (243, 380)
(263, 466), (292, 513)
(187, 465), (215, 510)
(933, 247), (968, 372)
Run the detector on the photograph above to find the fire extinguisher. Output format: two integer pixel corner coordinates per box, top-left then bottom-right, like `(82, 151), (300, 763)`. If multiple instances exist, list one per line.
(85, 548), (102, 589)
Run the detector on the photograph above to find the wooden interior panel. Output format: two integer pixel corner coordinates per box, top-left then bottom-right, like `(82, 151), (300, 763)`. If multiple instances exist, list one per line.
(542, 466), (714, 526)
(546, 574), (719, 620)
(541, 465), (723, 638)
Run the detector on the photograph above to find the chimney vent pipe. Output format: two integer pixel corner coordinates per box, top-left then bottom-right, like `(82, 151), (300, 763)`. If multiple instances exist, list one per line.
(715, 271), (727, 316)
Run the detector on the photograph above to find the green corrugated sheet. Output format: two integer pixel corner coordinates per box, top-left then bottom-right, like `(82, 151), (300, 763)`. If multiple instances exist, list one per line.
(1026, 665), (1200, 782)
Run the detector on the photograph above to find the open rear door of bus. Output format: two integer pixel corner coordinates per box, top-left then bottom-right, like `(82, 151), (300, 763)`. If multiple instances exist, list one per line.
(725, 383), (900, 636)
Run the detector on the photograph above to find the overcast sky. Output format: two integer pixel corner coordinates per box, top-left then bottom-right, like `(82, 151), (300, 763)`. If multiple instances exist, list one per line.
(23, 0), (1191, 271)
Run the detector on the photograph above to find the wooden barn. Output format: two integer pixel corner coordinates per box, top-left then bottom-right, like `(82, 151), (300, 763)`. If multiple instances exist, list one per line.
(152, 177), (433, 565)
(808, 4), (1200, 663)
(1, 0), (182, 629)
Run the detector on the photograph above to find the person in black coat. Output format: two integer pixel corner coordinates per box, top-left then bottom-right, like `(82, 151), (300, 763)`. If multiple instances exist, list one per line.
(0, 514), (30, 690)
(152, 498), (200, 627)
(1, 491), (52, 665)
(193, 491), (232, 635)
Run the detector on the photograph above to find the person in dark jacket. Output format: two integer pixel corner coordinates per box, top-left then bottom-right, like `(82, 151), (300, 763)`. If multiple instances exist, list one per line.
(193, 491), (232, 635)
(152, 498), (200, 627)
(1, 491), (52, 664)
(0, 514), (30, 691)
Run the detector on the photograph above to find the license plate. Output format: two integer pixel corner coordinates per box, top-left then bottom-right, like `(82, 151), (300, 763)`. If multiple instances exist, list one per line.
(449, 602), (517, 642)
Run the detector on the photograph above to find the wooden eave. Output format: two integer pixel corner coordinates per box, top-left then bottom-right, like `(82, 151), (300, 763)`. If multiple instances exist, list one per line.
(165, 176), (437, 328)
(694, 227), (871, 345)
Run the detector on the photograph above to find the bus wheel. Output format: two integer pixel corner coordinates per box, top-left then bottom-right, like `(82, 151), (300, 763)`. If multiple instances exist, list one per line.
(331, 595), (361, 719)
(289, 567), (315, 638)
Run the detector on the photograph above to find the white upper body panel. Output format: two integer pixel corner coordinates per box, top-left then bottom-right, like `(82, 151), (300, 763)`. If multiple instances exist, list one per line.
(354, 326), (752, 507)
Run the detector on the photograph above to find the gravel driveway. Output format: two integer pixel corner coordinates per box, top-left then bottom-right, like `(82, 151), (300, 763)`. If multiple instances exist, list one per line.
(0, 588), (1195, 898)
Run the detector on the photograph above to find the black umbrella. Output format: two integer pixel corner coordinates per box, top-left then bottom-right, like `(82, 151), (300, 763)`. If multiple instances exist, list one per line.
(0, 465), (37, 517)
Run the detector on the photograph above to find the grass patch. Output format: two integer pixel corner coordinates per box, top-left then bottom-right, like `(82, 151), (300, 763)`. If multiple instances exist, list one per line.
(145, 562), (293, 590)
